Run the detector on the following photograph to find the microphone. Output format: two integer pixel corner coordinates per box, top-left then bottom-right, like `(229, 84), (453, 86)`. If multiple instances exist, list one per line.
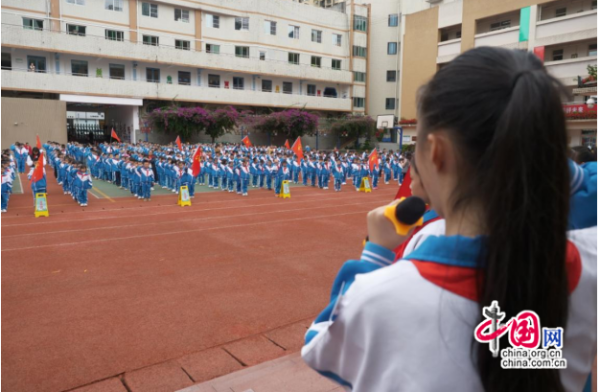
(364, 196), (427, 245)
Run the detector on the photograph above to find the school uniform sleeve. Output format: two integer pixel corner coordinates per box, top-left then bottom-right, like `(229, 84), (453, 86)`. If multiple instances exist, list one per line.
(568, 160), (596, 230)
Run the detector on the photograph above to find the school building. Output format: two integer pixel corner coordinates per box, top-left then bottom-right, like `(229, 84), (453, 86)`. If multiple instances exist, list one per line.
(1, 0), (597, 149)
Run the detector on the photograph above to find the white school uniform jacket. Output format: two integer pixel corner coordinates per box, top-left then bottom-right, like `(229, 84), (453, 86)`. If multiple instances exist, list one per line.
(302, 161), (597, 392)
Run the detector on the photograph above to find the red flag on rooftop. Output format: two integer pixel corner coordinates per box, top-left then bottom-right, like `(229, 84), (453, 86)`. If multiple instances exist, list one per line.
(110, 128), (121, 143)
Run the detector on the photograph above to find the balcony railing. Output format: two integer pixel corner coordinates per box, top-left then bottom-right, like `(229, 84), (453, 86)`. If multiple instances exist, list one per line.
(1, 67), (352, 111)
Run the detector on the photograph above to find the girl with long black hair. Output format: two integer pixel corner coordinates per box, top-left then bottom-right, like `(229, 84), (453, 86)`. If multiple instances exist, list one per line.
(302, 47), (596, 391)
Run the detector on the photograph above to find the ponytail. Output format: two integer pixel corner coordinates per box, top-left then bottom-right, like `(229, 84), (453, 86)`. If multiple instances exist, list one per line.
(418, 47), (570, 392)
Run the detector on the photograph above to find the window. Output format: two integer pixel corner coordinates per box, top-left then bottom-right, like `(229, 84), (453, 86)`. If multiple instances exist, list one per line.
(283, 82), (293, 94)
(262, 79), (272, 92)
(235, 17), (249, 31)
(27, 56), (46, 73)
(456, 31), (462, 39)
(178, 71), (191, 85)
(206, 44), (220, 54)
(105, 0), (123, 11)
(23, 18), (43, 31)
(143, 35), (159, 46)
(259, 51), (266, 61)
(175, 8), (189, 22)
(386, 70), (397, 82)
(555, 7), (567, 17)
(593, 1), (597, 10)
(385, 98), (396, 110)
(67, 0), (85, 5)
(354, 15), (367, 31)
(332, 33), (342, 46)
(354, 72), (366, 82)
(208, 74), (220, 88)
(311, 56), (321, 68)
(235, 46), (249, 58)
(389, 14), (398, 27)
(71, 60), (88, 77)
(67, 24), (86, 36)
(142, 3), (158, 18)
(264, 20), (276, 35)
(288, 52), (300, 65)
(589, 44), (597, 56)
(288, 25), (299, 39)
(2, 53), (11, 70)
(311, 29), (322, 43)
(441, 32), (449, 42)
(332, 59), (341, 70)
(233, 77), (244, 90)
(108, 64), (124, 80)
(146, 67), (160, 83)
(353, 46), (367, 57)
(207, 14), (219, 28)
(388, 42), (398, 55)
(552, 49), (563, 61)
(490, 20), (511, 31)
(176, 40), (190, 50)
(307, 84), (316, 96)
(353, 97), (365, 108)
(105, 29), (124, 41)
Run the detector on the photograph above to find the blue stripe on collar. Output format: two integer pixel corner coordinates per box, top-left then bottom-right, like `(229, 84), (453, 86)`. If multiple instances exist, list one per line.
(403, 235), (485, 268)
(422, 209), (439, 223)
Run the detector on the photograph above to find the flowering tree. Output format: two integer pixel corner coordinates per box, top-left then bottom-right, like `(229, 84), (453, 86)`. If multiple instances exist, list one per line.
(253, 109), (319, 139)
(148, 105), (242, 142)
(328, 115), (376, 148)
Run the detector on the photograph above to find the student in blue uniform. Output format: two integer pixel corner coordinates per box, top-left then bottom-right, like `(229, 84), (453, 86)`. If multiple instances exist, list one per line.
(319, 158), (330, 190)
(226, 161), (235, 192)
(1, 161), (12, 212)
(177, 161), (194, 198)
(371, 160), (380, 190)
(383, 159), (392, 184)
(238, 159), (250, 196)
(139, 160), (154, 201)
(275, 160), (291, 196)
(332, 158), (344, 192)
(74, 164), (93, 207)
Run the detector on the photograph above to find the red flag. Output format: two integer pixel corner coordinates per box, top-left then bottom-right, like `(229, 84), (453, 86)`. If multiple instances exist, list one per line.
(191, 147), (202, 177)
(36, 135), (42, 149)
(111, 128), (121, 143)
(291, 137), (304, 161)
(368, 149), (379, 172)
(395, 167), (412, 200)
(30, 152), (45, 183)
(176, 136), (182, 151)
(284, 139), (290, 149)
(242, 136), (252, 147)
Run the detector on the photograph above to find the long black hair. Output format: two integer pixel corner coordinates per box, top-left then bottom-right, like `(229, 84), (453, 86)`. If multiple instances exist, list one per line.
(417, 47), (570, 391)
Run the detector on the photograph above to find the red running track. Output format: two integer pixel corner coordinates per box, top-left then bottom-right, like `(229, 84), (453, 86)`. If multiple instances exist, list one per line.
(2, 174), (398, 392)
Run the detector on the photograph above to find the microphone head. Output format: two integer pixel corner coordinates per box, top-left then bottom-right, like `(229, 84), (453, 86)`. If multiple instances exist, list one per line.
(395, 196), (426, 225)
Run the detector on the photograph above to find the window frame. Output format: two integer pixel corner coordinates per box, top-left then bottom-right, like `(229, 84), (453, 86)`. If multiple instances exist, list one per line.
(353, 97), (365, 108)
(264, 20), (277, 35)
(207, 14), (220, 28)
(490, 20), (511, 31)
(105, 29), (124, 41)
(146, 67), (160, 83)
(331, 59), (341, 70)
(104, 0), (123, 12)
(233, 76), (245, 90)
(175, 39), (191, 50)
(283, 81), (293, 94)
(555, 7), (567, 17)
(262, 79), (273, 92)
(307, 84), (316, 96)
(311, 29), (322, 43)
(71, 60), (89, 77)
(66, 0), (86, 5)
(235, 17), (250, 31)
(67, 24), (86, 36)
(259, 51), (266, 61)
(353, 46), (367, 57)
(143, 35), (159, 46)
(311, 56), (322, 68)
(387, 42), (398, 55)
(388, 14), (398, 27)
(142, 2), (158, 18)
(353, 15), (367, 32)
(552, 49), (563, 61)
(23, 18), (44, 31)
(1, 52), (12, 71)
(235, 46), (250, 58)
(288, 52), (300, 65)
(178, 71), (191, 86)
(109, 63), (125, 80)
(354, 72), (366, 82)
(386, 70), (397, 82)
(208, 74), (221, 88)
(288, 25), (300, 39)
(385, 98), (396, 110)
(332, 33), (342, 46)
(588, 44), (597, 57)
(206, 44), (220, 54)
(174, 8), (190, 23)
